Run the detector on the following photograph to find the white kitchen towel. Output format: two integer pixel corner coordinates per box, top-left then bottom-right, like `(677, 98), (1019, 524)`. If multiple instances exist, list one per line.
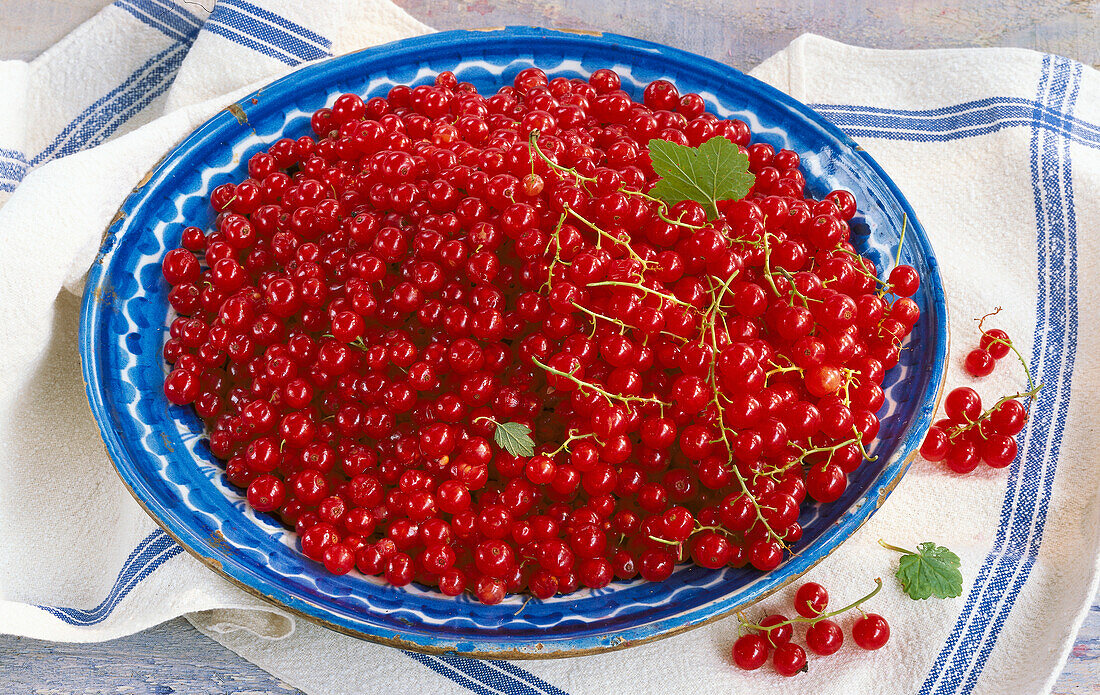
(0, 8), (1097, 695)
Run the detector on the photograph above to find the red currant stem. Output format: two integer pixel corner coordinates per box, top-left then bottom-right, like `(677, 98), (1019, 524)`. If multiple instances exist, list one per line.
(703, 273), (737, 317)
(877, 539), (916, 556)
(705, 395), (786, 546)
(529, 130), (596, 184)
(758, 461), (799, 480)
(892, 213), (908, 271)
(692, 274), (785, 546)
(839, 368), (858, 407)
(647, 535), (681, 546)
(699, 273), (739, 347)
(945, 383), (1043, 441)
(564, 204), (651, 272)
(852, 426), (879, 462)
(587, 280), (698, 311)
(731, 460), (783, 546)
(975, 306), (1002, 335)
(1006, 340), (1038, 394)
(707, 382), (787, 546)
(775, 266), (822, 307)
(795, 434), (861, 464)
(764, 357), (803, 387)
(542, 212), (571, 293)
(653, 203), (708, 231)
(730, 234), (764, 250)
(530, 356), (670, 408)
(627, 189), (708, 231)
(547, 429), (601, 456)
(834, 246), (890, 292)
(761, 231), (781, 297)
(692, 522), (733, 536)
(514, 596), (533, 615)
(738, 578), (883, 632)
(571, 301), (635, 334)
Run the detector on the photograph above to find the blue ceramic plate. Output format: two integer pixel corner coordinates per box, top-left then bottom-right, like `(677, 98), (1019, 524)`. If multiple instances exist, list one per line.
(80, 27), (948, 658)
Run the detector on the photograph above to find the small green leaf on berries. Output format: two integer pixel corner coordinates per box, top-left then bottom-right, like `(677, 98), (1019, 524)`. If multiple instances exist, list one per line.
(491, 420), (535, 458)
(647, 136), (755, 219)
(880, 540), (963, 600)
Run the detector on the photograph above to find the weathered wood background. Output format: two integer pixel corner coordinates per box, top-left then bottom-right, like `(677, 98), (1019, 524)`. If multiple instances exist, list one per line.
(0, 0), (1097, 693)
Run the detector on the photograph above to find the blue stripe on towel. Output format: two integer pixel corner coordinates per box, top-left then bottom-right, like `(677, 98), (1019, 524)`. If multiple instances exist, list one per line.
(114, 0), (202, 43)
(222, 0), (328, 49)
(39, 530), (182, 626)
(204, 0), (331, 66)
(0, 148), (29, 188)
(32, 41), (190, 165)
(404, 651), (571, 695)
(811, 94), (1100, 150)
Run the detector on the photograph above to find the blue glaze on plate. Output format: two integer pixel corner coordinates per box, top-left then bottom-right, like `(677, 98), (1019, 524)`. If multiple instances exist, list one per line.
(79, 26), (948, 657)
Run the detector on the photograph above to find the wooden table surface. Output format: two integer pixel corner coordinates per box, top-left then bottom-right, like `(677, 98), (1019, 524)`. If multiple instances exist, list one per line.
(1, 0), (1097, 693)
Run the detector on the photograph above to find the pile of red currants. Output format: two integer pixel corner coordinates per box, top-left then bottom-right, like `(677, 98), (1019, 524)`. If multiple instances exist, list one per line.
(161, 65), (920, 604)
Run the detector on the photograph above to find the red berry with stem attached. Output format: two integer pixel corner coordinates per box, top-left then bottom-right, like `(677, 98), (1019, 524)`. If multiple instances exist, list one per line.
(980, 328), (1012, 359)
(806, 618), (844, 655)
(758, 614), (792, 648)
(964, 348), (995, 377)
(944, 387), (982, 423)
(980, 433), (1018, 468)
(732, 633), (769, 670)
(794, 582), (829, 617)
(772, 642), (808, 677)
(852, 613), (891, 650)
(921, 425), (950, 461)
(990, 399), (1027, 435)
(888, 265), (919, 297)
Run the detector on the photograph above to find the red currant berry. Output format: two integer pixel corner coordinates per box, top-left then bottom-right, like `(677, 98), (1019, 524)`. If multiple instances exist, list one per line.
(852, 613), (890, 650)
(772, 642), (807, 677)
(964, 348), (995, 377)
(805, 618), (844, 656)
(731, 633), (769, 671)
(794, 582), (829, 617)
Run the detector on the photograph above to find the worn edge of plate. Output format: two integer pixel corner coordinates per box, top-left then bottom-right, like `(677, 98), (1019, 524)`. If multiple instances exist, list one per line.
(77, 26), (950, 658)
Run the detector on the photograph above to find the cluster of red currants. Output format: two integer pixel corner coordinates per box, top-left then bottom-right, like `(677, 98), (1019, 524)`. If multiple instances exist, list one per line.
(963, 327), (1012, 378)
(161, 64), (919, 603)
(733, 580), (889, 676)
(920, 316), (1036, 473)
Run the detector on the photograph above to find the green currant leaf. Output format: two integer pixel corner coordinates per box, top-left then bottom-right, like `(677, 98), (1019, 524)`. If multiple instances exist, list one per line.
(886, 541), (963, 600)
(492, 421), (535, 458)
(647, 136), (755, 219)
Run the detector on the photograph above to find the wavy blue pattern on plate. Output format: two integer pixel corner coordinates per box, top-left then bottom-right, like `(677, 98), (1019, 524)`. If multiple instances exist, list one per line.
(79, 27), (948, 656)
